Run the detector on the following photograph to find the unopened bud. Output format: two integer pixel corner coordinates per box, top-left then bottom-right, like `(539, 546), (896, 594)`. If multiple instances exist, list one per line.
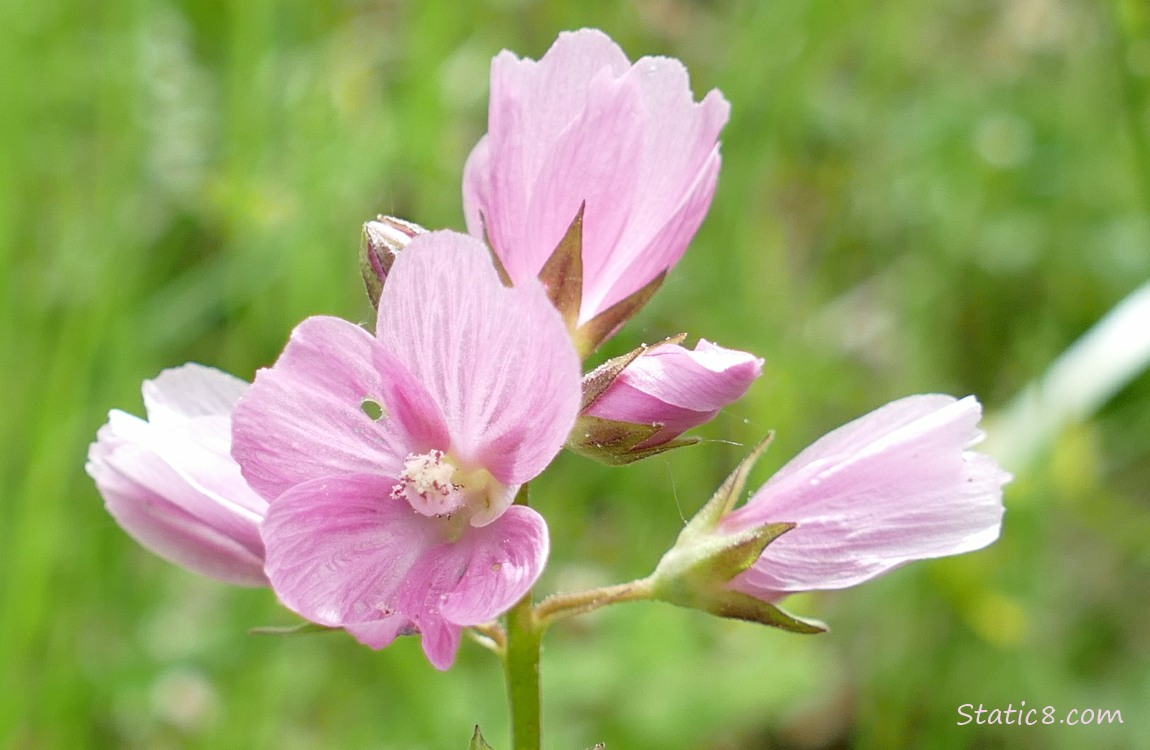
(361, 216), (427, 307)
(567, 336), (762, 464)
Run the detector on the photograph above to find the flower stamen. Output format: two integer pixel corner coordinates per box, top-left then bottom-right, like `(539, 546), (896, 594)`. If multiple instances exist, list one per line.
(392, 450), (465, 517)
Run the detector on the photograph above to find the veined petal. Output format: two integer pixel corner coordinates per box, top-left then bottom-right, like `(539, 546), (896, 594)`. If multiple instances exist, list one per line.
(232, 316), (411, 502)
(371, 345), (452, 454)
(518, 68), (645, 300)
(143, 362), (249, 424)
(489, 29), (631, 146)
(261, 473), (544, 670)
(470, 33), (629, 270)
(723, 396), (1009, 599)
(418, 620), (464, 671)
(376, 232), (581, 484)
(399, 505), (549, 627)
(585, 339), (762, 446)
(590, 146), (723, 316)
(88, 426), (266, 587)
(463, 29), (730, 329)
(599, 339), (762, 411)
(583, 64), (729, 316)
(767, 394), (961, 487)
(261, 474), (443, 627)
(87, 364), (268, 587)
(100, 410), (266, 537)
(345, 616), (417, 650)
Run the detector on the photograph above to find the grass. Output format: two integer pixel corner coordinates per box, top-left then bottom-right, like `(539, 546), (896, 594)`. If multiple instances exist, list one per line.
(2, 0), (1148, 748)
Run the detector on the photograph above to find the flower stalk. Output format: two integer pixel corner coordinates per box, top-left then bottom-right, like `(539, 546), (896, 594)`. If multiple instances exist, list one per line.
(504, 591), (543, 750)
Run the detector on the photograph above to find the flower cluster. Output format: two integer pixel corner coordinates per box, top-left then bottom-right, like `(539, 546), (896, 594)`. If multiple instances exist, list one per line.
(88, 29), (1008, 672)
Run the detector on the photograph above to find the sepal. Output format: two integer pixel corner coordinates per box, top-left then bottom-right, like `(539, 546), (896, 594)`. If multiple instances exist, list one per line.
(574, 271), (666, 358)
(683, 434), (773, 535)
(683, 588), (826, 633)
(537, 204), (585, 333)
(566, 413), (699, 465)
(568, 334), (696, 465)
(360, 215), (427, 307)
(648, 437), (826, 634)
(470, 725), (495, 750)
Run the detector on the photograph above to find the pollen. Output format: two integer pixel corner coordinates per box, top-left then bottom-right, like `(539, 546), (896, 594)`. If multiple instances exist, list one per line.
(391, 450), (465, 517)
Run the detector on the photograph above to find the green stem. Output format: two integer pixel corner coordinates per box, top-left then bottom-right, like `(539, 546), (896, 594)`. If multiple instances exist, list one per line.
(499, 483), (657, 748)
(503, 482), (542, 750)
(504, 591), (542, 750)
(534, 577), (655, 628)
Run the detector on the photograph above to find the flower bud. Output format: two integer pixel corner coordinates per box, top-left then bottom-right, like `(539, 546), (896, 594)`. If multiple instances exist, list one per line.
(568, 338), (762, 464)
(651, 395), (1009, 631)
(360, 215), (427, 307)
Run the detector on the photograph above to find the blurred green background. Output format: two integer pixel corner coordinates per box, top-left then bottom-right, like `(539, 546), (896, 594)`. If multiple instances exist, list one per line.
(2, 0), (1148, 747)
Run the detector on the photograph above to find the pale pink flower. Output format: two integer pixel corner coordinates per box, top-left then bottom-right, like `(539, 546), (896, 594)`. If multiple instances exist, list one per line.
(463, 28), (730, 327)
(232, 231), (581, 669)
(583, 339), (763, 449)
(87, 364), (268, 587)
(721, 395), (1009, 602)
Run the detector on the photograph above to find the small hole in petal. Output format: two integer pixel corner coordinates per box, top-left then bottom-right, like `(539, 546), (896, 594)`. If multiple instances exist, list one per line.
(361, 399), (386, 421)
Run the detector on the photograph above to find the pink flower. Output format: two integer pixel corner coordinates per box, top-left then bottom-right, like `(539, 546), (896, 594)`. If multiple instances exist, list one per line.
(722, 395), (1009, 602)
(583, 339), (763, 449)
(232, 231), (582, 669)
(463, 29), (730, 331)
(87, 364), (269, 587)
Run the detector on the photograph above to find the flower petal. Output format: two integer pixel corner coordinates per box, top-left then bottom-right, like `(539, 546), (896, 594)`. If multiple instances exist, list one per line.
(261, 473), (544, 670)
(345, 616), (417, 650)
(88, 417), (266, 586)
(585, 339), (762, 447)
(232, 316), (412, 501)
(518, 68), (645, 304)
(724, 396), (1009, 599)
(260, 473), (442, 627)
(376, 232), (581, 484)
(583, 61), (729, 316)
(143, 362), (249, 423)
(463, 29), (730, 324)
(414, 618), (464, 672)
(591, 145), (723, 315)
(398, 505), (549, 627)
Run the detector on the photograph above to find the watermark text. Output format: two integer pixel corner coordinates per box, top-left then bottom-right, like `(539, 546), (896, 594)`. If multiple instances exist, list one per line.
(957, 702), (1124, 727)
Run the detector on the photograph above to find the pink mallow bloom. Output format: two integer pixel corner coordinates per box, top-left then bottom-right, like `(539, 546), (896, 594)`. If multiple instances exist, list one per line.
(724, 395), (1009, 602)
(651, 395), (1008, 632)
(232, 231), (582, 670)
(587, 339), (762, 446)
(87, 364), (269, 587)
(463, 28), (730, 331)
